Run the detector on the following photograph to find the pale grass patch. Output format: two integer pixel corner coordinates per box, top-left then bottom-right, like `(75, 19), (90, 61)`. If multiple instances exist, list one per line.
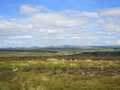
(85, 59), (93, 62)
(12, 68), (18, 72)
(41, 76), (49, 82)
(47, 58), (59, 62)
(69, 63), (78, 67)
(22, 85), (46, 90)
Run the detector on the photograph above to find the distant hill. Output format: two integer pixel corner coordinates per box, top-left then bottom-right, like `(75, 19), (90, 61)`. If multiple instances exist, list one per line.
(0, 45), (120, 51)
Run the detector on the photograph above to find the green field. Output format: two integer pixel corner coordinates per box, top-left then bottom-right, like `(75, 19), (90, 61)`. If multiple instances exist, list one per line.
(0, 50), (120, 90)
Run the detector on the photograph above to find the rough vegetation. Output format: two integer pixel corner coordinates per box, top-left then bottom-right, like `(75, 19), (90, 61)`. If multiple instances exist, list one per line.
(0, 50), (120, 90)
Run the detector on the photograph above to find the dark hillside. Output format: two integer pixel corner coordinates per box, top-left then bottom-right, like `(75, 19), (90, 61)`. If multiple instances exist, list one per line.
(0, 51), (120, 60)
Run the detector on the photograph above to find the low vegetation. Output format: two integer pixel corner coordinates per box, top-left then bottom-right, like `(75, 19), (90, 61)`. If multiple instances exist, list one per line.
(0, 50), (120, 90)
(0, 59), (119, 90)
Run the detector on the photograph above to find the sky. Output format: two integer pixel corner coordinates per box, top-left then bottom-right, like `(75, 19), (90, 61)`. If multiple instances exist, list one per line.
(0, 0), (120, 48)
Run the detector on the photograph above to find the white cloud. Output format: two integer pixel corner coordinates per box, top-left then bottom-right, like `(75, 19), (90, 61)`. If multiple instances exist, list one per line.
(9, 35), (32, 39)
(97, 18), (120, 33)
(0, 4), (120, 47)
(94, 7), (120, 33)
(20, 4), (49, 15)
(1, 5), (101, 32)
(80, 11), (99, 18)
(112, 40), (120, 45)
(101, 7), (120, 16)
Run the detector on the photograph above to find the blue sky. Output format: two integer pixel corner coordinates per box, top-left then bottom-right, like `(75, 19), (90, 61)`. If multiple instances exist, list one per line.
(0, 0), (120, 16)
(0, 0), (120, 48)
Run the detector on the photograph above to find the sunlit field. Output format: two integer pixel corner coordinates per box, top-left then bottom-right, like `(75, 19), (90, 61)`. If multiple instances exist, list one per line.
(0, 49), (120, 90)
(0, 56), (120, 90)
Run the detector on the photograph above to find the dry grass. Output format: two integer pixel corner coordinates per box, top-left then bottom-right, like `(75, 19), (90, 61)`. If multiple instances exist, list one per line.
(0, 59), (120, 90)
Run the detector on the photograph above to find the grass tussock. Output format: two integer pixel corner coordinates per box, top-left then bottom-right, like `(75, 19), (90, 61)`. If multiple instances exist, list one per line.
(0, 59), (119, 90)
(0, 72), (120, 90)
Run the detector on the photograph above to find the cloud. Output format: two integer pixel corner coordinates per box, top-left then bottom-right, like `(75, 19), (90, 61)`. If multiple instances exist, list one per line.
(103, 21), (120, 32)
(0, 4), (120, 47)
(112, 40), (120, 45)
(20, 4), (49, 15)
(101, 7), (120, 16)
(80, 11), (99, 18)
(9, 35), (32, 39)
